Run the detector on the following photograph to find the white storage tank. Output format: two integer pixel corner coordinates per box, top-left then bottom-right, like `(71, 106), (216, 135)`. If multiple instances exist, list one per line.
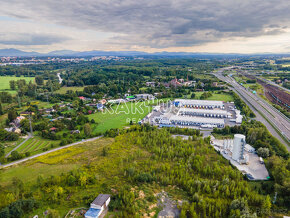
(232, 134), (246, 161)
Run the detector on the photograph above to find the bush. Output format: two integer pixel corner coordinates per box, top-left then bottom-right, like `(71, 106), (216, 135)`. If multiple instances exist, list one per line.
(0, 199), (39, 218)
(257, 147), (270, 158)
(10, 151), (22, 161)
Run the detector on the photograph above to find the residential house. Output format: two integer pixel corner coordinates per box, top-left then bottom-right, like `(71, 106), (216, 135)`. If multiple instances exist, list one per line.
(135, 94), (155, 100)
(4, 127), (21, 134)
(14, 116), (26, 126)
(20, 111), (35, 116)
(108, 99), (126, 104)
(85, 194), (110, 218)
(99, 99), (107, 105)
(146, 82), (156, 87)
(97, 103), (104, 110)
(49, 127), (57, 132)
(45, 108), (55, 113)
(71, 130), (80, 134)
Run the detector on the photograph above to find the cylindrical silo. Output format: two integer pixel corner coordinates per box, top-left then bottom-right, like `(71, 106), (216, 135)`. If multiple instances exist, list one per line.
(232, 134), (246, 161)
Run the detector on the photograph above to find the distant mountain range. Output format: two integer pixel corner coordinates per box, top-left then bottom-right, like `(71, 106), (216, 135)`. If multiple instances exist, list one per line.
(0, 48), (289, 57)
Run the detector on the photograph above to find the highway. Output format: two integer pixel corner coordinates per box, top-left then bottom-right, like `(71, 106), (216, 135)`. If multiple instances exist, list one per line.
(214, 69), (290, 151)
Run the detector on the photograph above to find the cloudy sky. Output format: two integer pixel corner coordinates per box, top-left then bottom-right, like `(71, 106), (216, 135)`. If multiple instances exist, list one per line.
(0, 0), (289, 53)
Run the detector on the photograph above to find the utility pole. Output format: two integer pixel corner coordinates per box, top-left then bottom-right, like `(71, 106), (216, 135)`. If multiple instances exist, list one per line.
(29, 113), (33, 137)
(17, 94), (21, 108)
(273, 192), (277, 204)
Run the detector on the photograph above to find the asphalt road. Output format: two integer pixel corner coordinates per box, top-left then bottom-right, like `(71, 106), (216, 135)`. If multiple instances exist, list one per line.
(0, 136), (103, 169)
(214, 69), (290, 151)
(5, 133), (32, 158)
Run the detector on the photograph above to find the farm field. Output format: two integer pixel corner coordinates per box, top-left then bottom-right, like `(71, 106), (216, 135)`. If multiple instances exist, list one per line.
(88, 101), (153, 133)
(0, 76), (35, 94)
(15, 136), (56, 156)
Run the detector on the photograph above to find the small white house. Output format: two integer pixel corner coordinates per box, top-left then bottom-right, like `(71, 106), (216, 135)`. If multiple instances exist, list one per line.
(85, 194), (110, 218)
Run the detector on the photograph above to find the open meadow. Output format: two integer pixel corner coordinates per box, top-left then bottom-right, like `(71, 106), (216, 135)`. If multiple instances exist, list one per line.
(89, 101), (153, 133)
(54, 86), (84, 94)
(189, 91), (234, 102)
(0, 76), (35, 94)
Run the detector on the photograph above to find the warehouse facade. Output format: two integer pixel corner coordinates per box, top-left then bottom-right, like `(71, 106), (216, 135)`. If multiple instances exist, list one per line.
(178, 108), (230, 118)
(174, 99), (224, 109)
(159, 115), (225, 128)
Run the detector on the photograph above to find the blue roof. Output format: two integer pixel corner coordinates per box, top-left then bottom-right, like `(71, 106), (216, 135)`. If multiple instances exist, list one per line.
(174, 101), (180, 107)
(85, 208), (101, 218)
(159, 124), (176, 128)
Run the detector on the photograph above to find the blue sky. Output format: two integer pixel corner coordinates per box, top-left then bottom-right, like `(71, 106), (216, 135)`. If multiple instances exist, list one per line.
(0, 0), (289, 53)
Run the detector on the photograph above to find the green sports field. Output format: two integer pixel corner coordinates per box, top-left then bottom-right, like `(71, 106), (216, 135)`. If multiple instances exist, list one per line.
(0, 76), (35, 94)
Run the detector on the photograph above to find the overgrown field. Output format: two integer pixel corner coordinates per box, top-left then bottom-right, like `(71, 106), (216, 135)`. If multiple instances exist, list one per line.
(0, 126), (279, 217)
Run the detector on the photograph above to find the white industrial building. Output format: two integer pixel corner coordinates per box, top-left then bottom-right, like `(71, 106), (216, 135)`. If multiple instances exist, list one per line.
(167, 115), (225, 128)
(150, 99), (242, 129)
(235, 110), (243, 124)
(174, 99), (224, 109)
(178, 108), (231, 118)
(232, 134), (246, 161)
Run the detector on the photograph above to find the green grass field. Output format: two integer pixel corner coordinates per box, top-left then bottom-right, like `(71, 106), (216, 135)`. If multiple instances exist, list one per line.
(189, 91), (234, 102)
(54, 86), (84, 94)
(0, 76), (35, 94)
(89, 101), (153, 133)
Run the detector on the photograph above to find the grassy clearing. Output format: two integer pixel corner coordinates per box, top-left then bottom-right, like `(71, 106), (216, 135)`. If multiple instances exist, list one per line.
(188, 91), (234, 102)
(54, 86), (84, 94)
(89, 101), (153, 133)
(0, 137), (114, 187)
(0, 76), (34, 94)
(30, 101), (55, 109)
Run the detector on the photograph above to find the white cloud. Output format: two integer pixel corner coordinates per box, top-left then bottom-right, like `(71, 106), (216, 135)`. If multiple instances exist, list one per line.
(0, 0), (289, 52)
